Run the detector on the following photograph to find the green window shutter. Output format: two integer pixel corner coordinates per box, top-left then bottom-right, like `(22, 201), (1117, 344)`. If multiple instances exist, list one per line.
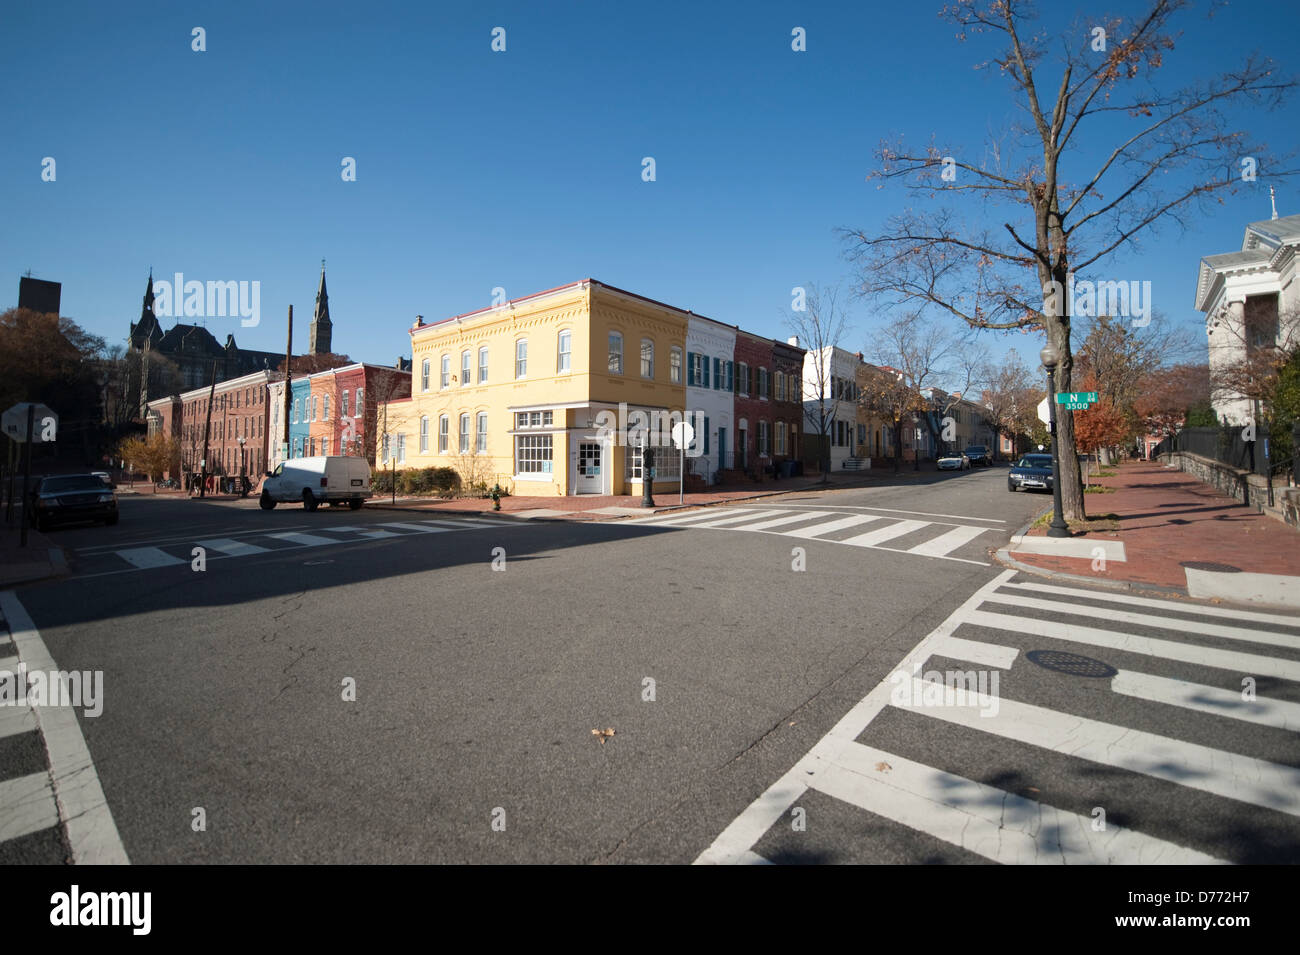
(686, 351), (695, 386)
(703, 356), (710, 389)
(704, 416), (710, 454)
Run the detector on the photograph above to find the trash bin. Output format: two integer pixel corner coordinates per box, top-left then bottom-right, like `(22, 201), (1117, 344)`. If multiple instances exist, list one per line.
(781, 460), (796, 478)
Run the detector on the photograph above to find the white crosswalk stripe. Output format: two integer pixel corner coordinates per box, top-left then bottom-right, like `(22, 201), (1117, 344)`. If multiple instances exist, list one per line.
(115, 546), (188, 569)
(634, 506), (992, 562)
(82, 517), (534, 576)
(697, 569), (1300, 865)
(196, 538), (271, 557)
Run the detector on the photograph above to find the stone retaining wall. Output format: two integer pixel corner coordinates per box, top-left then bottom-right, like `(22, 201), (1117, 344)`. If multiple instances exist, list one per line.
(1159, 450), (1299, 528)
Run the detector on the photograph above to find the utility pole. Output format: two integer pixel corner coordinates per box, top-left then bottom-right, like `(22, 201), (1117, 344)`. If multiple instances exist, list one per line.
(199, 359), (217, 498)
(283, 304), (293, 462)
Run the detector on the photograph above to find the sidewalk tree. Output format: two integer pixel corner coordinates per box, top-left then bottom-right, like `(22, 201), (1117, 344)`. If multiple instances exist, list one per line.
(1073, 371), (1132, 471)
(858, 363), (928, 473)
(981, 349), (1041, 457)
(841, 0), (1297, 521)
(786, 283), (849, 482)
(1132, 362), (1210, 441)
(117, 432), (179, 483)
(868, 312), (989, 460)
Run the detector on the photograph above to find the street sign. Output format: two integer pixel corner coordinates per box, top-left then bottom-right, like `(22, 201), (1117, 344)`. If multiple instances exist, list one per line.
(2, 403), (58, 443)
(670, 421), (695, 449)
(1055, 391), (1098, 404)
(1061, 402), (1092, 411)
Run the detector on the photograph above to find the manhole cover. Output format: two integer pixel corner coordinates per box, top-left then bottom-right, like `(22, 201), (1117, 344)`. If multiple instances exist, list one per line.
(1025, 650), (1117, 678)
(1180, 561), (1242, 573)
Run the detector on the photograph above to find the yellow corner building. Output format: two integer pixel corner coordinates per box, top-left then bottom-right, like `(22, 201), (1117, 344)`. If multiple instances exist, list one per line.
(379, 280), (692, 496)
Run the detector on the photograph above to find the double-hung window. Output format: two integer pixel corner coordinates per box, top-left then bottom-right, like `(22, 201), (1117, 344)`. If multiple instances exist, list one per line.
(419, 416), (429, 453)
(421, 359), (431, 392)
(478, 346), (489, 383)
(558, 330), (572, 373)
(640, 339), (654, 379)
(515, 340), (528, 378)
(461, 351), (471, 386)
(438, 415), (448, 453)
(608, 332), (623, 375)
(440, 355), (450, 389)
(670, 347), (682, 384)
(476, 412), (488, 452)
(459, 414), (470, 453)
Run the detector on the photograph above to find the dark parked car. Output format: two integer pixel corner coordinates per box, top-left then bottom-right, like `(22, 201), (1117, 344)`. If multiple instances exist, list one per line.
(964, 445), (991, 467)
(29, 474), (119, 530)
(1008, 454), (1054, 492)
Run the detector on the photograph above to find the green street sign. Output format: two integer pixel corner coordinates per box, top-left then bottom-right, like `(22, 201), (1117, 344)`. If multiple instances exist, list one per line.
(1061, 402), (1091, 411)
(1055, 391), (1098, 404)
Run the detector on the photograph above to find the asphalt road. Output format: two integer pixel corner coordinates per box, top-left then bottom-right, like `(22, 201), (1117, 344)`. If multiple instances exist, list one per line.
(5, 465), (1297, 864)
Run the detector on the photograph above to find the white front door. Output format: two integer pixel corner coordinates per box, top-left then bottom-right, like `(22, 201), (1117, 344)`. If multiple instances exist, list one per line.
(576, 442), (603, 494)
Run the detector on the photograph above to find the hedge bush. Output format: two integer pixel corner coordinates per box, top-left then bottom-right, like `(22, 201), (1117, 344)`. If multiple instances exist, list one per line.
(375, 467), (463, 497)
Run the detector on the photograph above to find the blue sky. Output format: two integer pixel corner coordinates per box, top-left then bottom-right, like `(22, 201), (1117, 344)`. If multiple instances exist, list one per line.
(3, 0), (1295, 384)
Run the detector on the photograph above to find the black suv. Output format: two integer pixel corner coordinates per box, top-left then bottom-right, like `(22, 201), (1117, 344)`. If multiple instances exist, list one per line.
(29, 474), (119, 531)
(963, 445), (991, 467)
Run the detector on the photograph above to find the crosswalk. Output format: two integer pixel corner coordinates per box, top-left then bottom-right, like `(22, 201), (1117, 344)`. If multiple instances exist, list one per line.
(696, 569), (1300, 864)
(68, 517), (525, 577)
(631, 505), (1002, 564)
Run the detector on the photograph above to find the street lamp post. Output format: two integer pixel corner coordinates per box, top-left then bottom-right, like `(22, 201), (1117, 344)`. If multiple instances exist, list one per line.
(1040, 345), (1070, 539)
(237, 436), (246, 496)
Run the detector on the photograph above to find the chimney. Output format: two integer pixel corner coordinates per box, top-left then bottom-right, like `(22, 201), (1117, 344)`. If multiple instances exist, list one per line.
(787, 335), (799, 347)
(856, 351), (864, 361)
(412, 314), (425, 330)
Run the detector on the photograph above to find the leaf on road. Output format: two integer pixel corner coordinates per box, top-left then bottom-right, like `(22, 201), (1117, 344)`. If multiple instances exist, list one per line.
(875, 761), (891, 773)
(592, 727), (615, 744)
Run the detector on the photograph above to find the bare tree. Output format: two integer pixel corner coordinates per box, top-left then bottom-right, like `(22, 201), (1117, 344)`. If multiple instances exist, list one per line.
(869, 312), (989, 463)
(1208, 300), (1300, 424)
(786, 283), (850, 482)
(841, 0), (1297, 520)
(981, 349), (1042, 459)
(858, 364), (928, 473)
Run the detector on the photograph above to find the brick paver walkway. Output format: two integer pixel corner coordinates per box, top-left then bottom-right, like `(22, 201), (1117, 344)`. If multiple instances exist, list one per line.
(1010, 461), (1300, 591)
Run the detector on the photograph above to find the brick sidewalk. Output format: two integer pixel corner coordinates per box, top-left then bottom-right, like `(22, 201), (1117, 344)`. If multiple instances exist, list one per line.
(1005, 461), (1300, 596)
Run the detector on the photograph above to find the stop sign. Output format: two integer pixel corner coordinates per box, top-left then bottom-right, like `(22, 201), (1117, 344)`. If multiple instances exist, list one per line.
(2, 403), (58, 443)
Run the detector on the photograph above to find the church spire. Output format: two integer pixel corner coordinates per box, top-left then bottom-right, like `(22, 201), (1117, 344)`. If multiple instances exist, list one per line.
(131, 268), (163, 350)
(309, 259), (332, 355)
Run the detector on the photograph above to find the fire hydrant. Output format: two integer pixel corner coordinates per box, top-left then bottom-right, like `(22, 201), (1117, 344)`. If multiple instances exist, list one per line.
(491, 483), (501, 511)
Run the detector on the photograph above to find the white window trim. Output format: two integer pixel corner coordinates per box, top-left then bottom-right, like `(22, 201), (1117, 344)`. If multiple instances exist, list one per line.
(515, 339), (528, 379)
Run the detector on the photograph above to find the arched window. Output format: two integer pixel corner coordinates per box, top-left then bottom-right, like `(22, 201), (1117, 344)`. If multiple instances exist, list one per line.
(440, 355), (451, 389)
(515, 339), (528, 378)
(640, 339), (654, 379)
(476, 412), (488, 453)
(670, 346), (683, 384)
(478, 346), (489, 383)
(421, 359), (431, 392)
(459, 413), (471, 452)
(419, 416), (429, 453)
(438, 415), (449, 453)
(461, 350), (471, 385)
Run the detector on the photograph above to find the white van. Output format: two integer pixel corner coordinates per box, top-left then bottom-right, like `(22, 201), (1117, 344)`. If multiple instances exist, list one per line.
(260, 456), (372, 511)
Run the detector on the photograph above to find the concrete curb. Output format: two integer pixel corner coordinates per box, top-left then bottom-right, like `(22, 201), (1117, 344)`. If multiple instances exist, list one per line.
(994, 511), (1191, 600)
